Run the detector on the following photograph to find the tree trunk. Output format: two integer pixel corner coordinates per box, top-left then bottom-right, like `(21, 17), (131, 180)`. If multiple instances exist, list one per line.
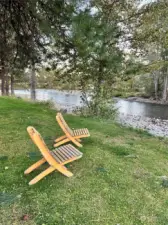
(1, 69), (5, 95)
(162, 69), (168, 102)
(5, 73), (9, 96)
(1, 60), (5, 95)
(154, 79), (158, 100)
(0, 59), (10, 96)
(153, 71), (159, 100)
(30, 62), (36, 100)
(93, 63), (103, 113)
(11, 73), (14, 95)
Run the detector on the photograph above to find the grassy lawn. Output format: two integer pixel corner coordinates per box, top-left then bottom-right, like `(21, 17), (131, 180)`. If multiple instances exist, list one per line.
(1, 97), (168, 225)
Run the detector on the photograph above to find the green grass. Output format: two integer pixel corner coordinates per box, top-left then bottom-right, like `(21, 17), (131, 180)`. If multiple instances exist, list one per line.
(1, 97), (168, 225)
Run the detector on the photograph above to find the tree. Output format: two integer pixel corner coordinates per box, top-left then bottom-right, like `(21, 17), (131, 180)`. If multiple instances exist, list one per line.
(132, 0), (168, 101)
(59, 0), (142, 117)
(0, 0), (76, 98)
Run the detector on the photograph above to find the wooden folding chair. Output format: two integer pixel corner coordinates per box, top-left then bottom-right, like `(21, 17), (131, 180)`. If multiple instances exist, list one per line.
(54, 113), (90, 148)
(25, 126), (83, 185)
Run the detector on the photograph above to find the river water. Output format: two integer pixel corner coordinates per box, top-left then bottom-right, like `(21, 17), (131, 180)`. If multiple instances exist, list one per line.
(15, 89), (168, 120)
(14, 89), (168, 137)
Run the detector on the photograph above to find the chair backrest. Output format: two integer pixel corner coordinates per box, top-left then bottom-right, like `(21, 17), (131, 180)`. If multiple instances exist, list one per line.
(57, 113), (73, 136)
(27, 126), (56, 164)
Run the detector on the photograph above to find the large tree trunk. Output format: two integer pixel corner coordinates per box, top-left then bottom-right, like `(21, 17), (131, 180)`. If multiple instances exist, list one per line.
(162, 69), (168, 102)
(0, 59), (6, 95)
(5, 73), (9, 96)
(11, 73), (14, 95)
(30, 62), (36, 100)
(1, 69), (5, 95)
(0, 58), (10, 96)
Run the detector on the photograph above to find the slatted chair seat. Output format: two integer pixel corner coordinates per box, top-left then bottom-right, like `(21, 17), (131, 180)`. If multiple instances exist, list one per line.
(73, 128), (89, 137)
(25, 127), (83, 185)
(54, 113), (90, 148)
(50, 144), (82, 164)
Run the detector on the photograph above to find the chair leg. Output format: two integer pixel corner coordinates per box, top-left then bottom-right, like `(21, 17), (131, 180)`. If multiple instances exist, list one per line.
(29, 165), (73, 185)
(55, 165), (73, 177)
(71, 137), (83, 147)
(24, 158), (46, 175)
(54, 138), (70, 147)
(55, 135), (66, 143)
(76, 138), (82, 142)
(29, 166), (56, 185)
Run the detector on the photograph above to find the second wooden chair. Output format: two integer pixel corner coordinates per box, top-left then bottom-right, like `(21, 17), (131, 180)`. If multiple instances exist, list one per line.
(54, 113), (90, 148)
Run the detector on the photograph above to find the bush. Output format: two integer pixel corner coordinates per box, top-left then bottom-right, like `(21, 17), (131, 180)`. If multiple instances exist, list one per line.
(74, 98), (117, 120)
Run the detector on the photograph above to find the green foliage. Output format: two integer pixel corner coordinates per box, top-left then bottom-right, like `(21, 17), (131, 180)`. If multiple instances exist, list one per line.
(0, 0), (75, 64)
(77, 99), (117, 120)
(4, 0), (168, 103)
(68, 2), (126, 115)
(0, 0), (78, 96)
(129, 1), (168, 100)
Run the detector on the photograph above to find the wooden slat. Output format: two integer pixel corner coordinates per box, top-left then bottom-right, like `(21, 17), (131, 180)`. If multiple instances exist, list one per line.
(62, 147), (74, 158)
(65, 145), (80, 157)
(63, 146), (77, 157)
(83, 129), (86, 134)
(74, 130), (78, 135)
(75, 130), (79, 135)
(73, 128), (89, 136)
(68, 144), (82, 156)
(73, 148), (83, 156)
(61, 146), (74, 158)
(63, 146), (75, 157)
(58, 148), (70, 160)
(55, 150), (66, 162)
(51, 144), (82, 165)
(77, 130), (81, 135)
(53, 150), (65, 162)
(52, 150), (66, 163)
(52, 151), (63, 162)
(82, 129), (86, 135)
(85, 129), (88, 135)
(50, 151), (61, 163)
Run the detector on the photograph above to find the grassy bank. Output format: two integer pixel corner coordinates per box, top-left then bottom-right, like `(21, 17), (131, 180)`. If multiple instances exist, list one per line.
(1, 97), (168, 225)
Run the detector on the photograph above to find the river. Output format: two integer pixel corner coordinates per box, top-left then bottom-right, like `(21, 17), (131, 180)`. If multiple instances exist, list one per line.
(15, 89), (168, 120)
(14, 89), (168, 137)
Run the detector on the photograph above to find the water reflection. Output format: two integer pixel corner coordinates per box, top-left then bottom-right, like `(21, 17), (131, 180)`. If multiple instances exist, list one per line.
(15, 89), (168, 120)
(15, 89), (82, 110)
(115, 99), (168, 119)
